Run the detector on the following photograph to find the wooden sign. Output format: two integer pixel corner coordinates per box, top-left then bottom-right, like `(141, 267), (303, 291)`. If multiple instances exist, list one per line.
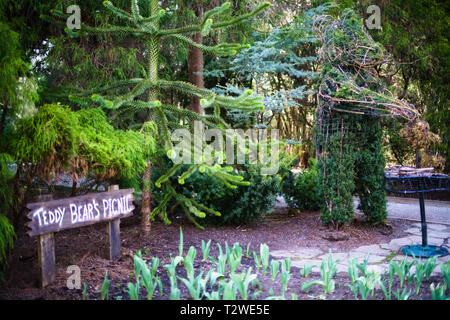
(26, 188), (135, 237)
(27, 187), (135, 287)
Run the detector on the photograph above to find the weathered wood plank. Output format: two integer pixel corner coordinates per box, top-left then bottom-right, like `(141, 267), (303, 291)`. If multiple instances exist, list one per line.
(38, 233), (56, 288)
(106, 185), (121, 260)
(26, 188), (135, 237)
(107, 219), (121, 260)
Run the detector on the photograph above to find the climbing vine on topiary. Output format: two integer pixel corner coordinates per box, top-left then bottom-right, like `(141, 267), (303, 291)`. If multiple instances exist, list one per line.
(313, 9), (420, 228)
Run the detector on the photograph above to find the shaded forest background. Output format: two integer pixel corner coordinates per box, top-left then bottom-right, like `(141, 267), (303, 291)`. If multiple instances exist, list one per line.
(1, 0), (448, 170)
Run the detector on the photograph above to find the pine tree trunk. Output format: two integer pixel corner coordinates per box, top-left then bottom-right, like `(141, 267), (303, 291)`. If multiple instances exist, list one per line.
(141, 161), (152, 236)
(140, 0), (160, 237)
(188, 4), (204, 115)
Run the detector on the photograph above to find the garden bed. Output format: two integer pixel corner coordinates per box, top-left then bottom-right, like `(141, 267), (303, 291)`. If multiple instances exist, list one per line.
(0, 208), (446, 300)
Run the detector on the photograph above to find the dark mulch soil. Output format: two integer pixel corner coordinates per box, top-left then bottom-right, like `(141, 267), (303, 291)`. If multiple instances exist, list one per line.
(0, 208), (442, 300)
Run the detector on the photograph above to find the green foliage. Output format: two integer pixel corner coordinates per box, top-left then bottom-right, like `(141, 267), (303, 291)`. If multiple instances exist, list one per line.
(300, 263), (315, 278)
(45, 0), (274, 228)
(301, 249), (338, 295)
(283, 157), (321, 211)
(430, 283), (447, 300)
(347, 268), (381, 300)
(315, 8), (390, 228)
(201, 239), (211, 261)
(117, 229), (450, 300)
(317, 115), (387, 227)
(441, 261), (450, 289)
(0, 153), (14, 214)
(12, 104), (77, 166)
(368, 0), (450, 171)
(0, 155), (14, 272)
(0, 215), (15, 272)
(270, 259), (280, 281)
(0, 21), (30, 124)
(353, 117), (387, 225)
(101, 271), (111, 300)
(206, 164), (281, 226)
(193, 164), (280, 226)
(316, 122), (356, 227)
(151, 158), (282, 226)
(75, 108), (156, 180)
(383, 118), (416, 167)
(10, 104), (156, 183)
(204, 5), (329, 131)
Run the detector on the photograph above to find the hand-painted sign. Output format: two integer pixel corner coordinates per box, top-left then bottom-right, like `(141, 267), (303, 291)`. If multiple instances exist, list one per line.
(26, 189), (135, 237)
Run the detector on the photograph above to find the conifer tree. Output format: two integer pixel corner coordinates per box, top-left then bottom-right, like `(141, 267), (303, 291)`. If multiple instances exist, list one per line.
(46, 0), (270, 234)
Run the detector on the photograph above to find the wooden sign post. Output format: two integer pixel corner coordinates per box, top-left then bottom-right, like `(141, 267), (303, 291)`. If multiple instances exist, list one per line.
(35, 194), (56, 288)
(26, 186), (135, 287)
(106, 185), (121, 260)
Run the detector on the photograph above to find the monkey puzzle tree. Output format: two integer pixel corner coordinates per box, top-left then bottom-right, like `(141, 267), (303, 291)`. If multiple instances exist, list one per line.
(46, 0), (270, 234)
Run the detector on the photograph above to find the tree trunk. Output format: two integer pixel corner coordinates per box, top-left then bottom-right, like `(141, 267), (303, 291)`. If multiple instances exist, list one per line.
(71, 178), (77, 197)
(141, 161), (152, 236)
(140, 0), (159, 237)
(188, 5), (204, 115)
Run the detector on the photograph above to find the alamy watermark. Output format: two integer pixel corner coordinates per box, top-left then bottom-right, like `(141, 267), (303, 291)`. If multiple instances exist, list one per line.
(66, 265), (81, 289)
(66, 5), (81, 30)
(365, 4), (381, 30)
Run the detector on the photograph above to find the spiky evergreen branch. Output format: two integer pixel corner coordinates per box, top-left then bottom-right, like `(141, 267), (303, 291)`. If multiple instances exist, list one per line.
(48, 0), (270, 228)
(157, 2), (270, 36)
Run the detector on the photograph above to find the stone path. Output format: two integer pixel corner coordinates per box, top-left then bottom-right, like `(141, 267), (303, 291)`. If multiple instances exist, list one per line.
(277, 195), (450, 225)
(270, 222), (450, 276)
(273, 193), (449, 275)
(355, 196), (450, 225)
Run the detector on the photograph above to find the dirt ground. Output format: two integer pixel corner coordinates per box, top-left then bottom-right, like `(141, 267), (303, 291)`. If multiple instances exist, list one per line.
(0, 207), (443, 300)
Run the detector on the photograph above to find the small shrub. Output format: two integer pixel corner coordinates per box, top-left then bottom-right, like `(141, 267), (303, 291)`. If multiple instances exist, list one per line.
(202, 164), (281, 226)
(153, 160), (282, 226)
(282, 157), (321, 211)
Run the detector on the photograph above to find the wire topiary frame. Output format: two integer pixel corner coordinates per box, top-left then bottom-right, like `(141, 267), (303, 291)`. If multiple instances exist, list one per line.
(312, 9), (422, 228)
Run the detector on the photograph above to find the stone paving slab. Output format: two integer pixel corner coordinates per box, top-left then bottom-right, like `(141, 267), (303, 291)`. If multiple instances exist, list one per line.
(346, 252), (387, 264)
(290, 259), (322, 271)
(271, 248), (322, 260)
(316, 252), (349, 262)
(412, 223), (448, 231)
(404, 229), (450, 239)
(407, 235), (446, 246)
(334, 264), (349, 274)
(352, 244), (392, 256)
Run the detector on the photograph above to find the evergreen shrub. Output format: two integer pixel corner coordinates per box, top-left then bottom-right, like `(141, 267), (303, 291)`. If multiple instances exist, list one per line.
(10, 104), (155, 183)
(152, 159), (283, 226)
(283, 158), (321, 211)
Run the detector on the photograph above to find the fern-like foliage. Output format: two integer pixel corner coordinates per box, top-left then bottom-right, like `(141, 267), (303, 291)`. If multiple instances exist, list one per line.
(0, 154), (15, 271)
(11, 104), (156, 183)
